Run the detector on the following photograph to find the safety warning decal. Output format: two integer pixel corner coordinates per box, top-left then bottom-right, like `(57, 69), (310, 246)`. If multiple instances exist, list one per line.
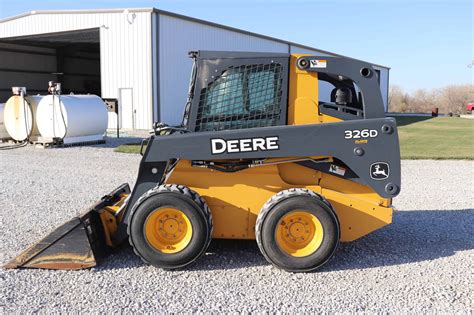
(329, 164), (346, 176)
(310, 59), (327, 68)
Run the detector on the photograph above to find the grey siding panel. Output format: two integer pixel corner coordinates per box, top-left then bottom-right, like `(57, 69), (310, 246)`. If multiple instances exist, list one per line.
(0, 42), (56, 54)
(0, 43), (57, 101)
(0, 51), (56, 72)
(158, 14), (288, 125)
(63, 57), (100, 74)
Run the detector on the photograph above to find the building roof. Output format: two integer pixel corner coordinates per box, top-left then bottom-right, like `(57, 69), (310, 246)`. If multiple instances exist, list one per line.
(0, 8), (389, 69)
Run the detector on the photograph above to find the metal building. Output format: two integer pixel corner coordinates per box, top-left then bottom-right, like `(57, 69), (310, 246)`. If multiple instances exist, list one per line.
(0, 8), (390, 130)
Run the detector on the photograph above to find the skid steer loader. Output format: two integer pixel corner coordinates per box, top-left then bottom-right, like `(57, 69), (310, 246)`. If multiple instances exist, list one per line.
(5, 51), (400, 272)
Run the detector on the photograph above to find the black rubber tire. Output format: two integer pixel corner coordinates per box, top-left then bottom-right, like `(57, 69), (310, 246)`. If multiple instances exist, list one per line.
(256, 188), (340, 272)
(127, 184), (212, 270)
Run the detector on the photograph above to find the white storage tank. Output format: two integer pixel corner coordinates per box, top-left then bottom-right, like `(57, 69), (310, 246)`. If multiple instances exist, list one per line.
(36, 95), (108, 144)
(4, 95), (43, 141)
(0, 103), (11, 140)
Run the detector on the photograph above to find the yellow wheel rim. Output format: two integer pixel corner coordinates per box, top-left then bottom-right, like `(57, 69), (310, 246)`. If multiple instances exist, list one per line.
(144, 207), (193, 254)
(275, 210), (324, 257)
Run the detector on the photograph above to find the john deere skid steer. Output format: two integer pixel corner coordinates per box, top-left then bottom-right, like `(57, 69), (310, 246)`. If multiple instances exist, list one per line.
(6, 51), (400, 272)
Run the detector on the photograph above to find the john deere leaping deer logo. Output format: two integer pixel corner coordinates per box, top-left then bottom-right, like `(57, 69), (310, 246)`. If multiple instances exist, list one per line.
(370, 162), (390, 180)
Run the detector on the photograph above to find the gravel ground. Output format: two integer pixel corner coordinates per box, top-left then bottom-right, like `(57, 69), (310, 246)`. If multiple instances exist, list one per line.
(0, 142), (473, 313)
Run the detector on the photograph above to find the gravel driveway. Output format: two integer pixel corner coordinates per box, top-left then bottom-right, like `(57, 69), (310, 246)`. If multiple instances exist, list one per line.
(1, 143), (473, 313)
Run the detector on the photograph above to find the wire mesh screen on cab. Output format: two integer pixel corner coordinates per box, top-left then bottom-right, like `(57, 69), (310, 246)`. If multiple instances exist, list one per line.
(195, 63), (283, 132)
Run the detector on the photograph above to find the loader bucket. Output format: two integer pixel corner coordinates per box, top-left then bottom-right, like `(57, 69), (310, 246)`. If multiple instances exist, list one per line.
(4, 183), (131, 270)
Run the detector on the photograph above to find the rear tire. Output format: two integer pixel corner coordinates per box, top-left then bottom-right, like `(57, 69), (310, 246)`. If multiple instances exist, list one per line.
(256, 188), (339, 272)
(127, 184), (212, 269)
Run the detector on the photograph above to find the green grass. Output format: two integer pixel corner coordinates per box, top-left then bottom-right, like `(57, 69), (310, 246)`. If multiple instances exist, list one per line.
(114, 143), (142, 154)
(394, 117), (474, 160)
(114, 117), (474, 160)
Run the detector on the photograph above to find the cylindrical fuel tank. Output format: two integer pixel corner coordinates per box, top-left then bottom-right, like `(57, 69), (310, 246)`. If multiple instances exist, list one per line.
(0, 103), (11, 139)
(4, 95), (43, 141)
(36, 95), (108, 140)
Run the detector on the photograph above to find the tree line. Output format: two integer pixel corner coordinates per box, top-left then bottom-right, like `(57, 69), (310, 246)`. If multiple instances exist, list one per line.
(388, 84), (474, 114)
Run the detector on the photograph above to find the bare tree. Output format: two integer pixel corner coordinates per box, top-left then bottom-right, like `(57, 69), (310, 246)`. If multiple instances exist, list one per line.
(388, 84), (473, 114)
(388, 85), (409, 112)
(438, 85), (474, 114)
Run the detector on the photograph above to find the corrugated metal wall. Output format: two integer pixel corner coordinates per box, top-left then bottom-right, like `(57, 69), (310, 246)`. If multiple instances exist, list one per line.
(0, 10), (153, 129)
(156, 13), (289, 125)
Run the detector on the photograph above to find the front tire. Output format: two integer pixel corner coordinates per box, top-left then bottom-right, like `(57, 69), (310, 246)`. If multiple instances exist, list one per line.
(256, 188), (339, 272)
(128, 184), (212, 269)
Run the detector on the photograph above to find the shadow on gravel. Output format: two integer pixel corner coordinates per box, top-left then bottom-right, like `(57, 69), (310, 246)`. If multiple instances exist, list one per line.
(189, 239), (268, 271)
(326, 208), (474, 272)
(95, 209), (474, 272)
(91, 137), (143, 149)
(95, 239), (268, 271)
(39, 136), (143, 150)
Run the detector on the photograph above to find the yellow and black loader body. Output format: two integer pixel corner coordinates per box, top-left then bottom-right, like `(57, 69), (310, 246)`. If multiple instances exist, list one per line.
(6, 51), (401, 272)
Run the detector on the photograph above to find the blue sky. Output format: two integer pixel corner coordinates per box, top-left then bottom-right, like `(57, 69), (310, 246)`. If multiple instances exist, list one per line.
(0, 0), (472, 91)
